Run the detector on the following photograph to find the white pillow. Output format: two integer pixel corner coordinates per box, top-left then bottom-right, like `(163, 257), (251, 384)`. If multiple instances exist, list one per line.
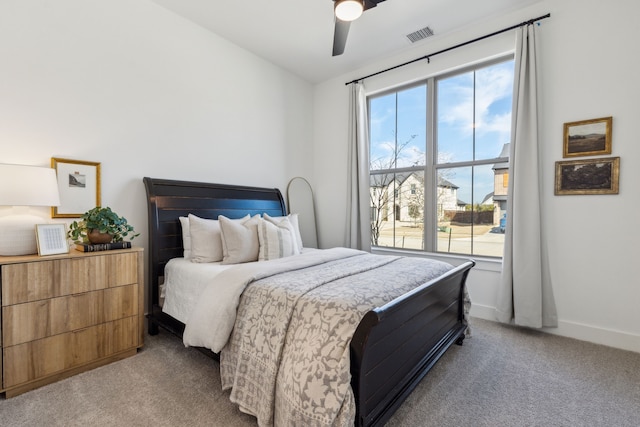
(219, 215), (260, 265)
(263, 213), (303, 252)
(258, 216), (300, 261)
(179, 216), (191, 259)
(188, 214), (224, 263)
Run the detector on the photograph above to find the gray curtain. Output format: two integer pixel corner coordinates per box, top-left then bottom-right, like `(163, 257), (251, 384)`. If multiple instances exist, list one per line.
(345, 82), (371, 251)
(496, 25), (557, 328)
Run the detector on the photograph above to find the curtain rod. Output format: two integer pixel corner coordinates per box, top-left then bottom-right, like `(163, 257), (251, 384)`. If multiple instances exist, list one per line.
(345, 13), (550, 86)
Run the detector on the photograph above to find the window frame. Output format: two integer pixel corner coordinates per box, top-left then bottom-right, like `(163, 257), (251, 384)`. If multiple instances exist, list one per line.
(367, 54), (513, 258)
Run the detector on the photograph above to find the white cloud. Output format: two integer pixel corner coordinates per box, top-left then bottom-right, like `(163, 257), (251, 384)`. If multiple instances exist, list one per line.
(438, 62), (513, 142)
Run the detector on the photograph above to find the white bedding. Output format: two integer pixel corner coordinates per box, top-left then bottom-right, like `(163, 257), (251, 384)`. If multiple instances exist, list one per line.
(182, 248), (362, 352)
(162, 249), (319, 325)
(161, 258), (233, 323)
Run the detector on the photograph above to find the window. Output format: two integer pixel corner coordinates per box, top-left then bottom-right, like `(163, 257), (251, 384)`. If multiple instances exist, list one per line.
(368, 57), (513, 257)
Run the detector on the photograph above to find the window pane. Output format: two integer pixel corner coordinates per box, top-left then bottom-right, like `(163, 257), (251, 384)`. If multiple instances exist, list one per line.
(437, 167), (472, 254)
(437, 72), (474, 163)
(436, 165), (505, 257)
(370, 171), (424, 250)
(397, 86), (426, 168)
(474, 60), (514, 160)
(473, 164), (506, 257)
(370, 85), (427, 170)
(437, 60), (514, 164)
(370, 93), (397, 170)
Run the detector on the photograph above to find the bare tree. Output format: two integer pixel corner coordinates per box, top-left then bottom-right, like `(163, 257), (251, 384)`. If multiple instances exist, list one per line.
(407, 176), (424, 228)
(369, 135), (416, 245)
(369, 140), (466, 247)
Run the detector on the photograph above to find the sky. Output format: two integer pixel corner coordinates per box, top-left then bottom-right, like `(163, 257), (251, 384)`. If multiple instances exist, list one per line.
(369, 59), (514, 205)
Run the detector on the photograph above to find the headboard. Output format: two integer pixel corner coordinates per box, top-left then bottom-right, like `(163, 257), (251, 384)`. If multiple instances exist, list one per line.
(143, 177), (287, 329)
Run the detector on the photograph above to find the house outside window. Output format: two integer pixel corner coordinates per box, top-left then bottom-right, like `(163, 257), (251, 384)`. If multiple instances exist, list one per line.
(368, 57), (513, 257)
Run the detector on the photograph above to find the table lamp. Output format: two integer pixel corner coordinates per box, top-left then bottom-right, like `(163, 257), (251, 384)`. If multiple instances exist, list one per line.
(0, 163), (61, 256)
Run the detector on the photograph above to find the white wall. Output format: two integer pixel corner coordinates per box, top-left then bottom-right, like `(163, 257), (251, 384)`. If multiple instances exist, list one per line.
(0, 0), (314, 284)
(313, 0), (640, 352)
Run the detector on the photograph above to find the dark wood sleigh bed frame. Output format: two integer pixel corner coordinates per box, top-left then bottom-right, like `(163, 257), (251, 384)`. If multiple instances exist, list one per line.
(144, 177), (475, 427)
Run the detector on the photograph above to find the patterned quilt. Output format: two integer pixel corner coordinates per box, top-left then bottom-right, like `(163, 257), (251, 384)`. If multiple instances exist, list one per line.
(219, 250), (457, 426)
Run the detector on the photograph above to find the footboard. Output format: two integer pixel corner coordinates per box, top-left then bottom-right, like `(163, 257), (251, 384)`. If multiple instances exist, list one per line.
(350, 260), (474, 427)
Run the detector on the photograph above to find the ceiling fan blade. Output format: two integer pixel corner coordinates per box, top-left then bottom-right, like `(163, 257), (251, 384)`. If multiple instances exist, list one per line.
(332, 18), (351, 56)
(363, 0), (386, 12)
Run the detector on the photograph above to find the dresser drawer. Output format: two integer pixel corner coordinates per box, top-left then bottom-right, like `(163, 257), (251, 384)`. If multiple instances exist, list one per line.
(2, 284), (138, 347)
(1, 252), (138, 305)
(3, 316), (138, 388)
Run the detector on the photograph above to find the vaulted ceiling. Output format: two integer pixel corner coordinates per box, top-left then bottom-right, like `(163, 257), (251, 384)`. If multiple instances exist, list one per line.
(153, 0), (542, 83)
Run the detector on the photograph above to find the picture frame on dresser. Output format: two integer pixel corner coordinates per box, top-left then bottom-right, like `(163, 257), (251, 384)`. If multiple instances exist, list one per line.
(51, 157), (101, 218)
(35, 223), (69, 256)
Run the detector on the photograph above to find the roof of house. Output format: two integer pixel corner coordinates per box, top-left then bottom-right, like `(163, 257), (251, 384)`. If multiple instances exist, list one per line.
(493, 143), (510, 170)
(370, 171), (459, 189)
(482, 192), (494, 204)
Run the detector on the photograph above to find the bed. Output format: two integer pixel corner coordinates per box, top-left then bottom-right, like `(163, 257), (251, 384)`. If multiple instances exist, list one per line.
(143, 176), (475, 427)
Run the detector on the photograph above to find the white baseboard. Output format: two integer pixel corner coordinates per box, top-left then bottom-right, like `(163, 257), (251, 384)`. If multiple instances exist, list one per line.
(469, 303), (497, 321)
(544, 321), (640, 354)
(469, 304), (640, 354)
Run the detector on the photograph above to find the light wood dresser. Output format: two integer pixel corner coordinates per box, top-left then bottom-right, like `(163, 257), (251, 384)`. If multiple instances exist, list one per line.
(0, 247), (144, 397)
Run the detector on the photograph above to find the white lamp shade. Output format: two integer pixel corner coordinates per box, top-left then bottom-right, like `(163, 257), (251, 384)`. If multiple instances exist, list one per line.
(0, 214), (43, 255)
(335, 0), (364, 22)
(0, 163), (62, 256)
(0, 163), (61, 207)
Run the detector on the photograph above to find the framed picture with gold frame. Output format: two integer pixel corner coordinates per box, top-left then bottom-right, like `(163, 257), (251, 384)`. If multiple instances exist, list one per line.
(563, 116), (612, 158)
(555, 157), (619, 195)
(51, 158), (101, 218)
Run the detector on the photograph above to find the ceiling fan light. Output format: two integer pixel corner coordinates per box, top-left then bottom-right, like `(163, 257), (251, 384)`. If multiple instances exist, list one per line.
(335, 0), (364, 22)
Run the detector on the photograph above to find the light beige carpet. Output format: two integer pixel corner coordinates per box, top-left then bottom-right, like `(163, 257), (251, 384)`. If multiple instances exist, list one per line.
(1, 318), (639, 426)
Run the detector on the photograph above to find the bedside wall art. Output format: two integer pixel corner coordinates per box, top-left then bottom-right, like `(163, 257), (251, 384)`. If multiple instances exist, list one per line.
(563, 116), (612, 158)
(555, 157), (619, 195)
(51, 158), (101, 218)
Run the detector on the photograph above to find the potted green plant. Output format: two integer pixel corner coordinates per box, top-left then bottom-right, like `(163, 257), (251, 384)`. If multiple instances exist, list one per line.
(68, 206), (139, 244)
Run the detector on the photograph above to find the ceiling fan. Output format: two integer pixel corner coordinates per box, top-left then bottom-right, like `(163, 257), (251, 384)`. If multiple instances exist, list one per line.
(332, 0), (387, 56)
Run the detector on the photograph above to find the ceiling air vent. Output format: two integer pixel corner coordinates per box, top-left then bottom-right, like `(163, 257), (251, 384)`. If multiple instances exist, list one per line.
(406, 26), (435, 43)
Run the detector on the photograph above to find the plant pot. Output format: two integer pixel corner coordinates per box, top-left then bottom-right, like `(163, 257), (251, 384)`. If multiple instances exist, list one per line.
(88, 229), (113, 244)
